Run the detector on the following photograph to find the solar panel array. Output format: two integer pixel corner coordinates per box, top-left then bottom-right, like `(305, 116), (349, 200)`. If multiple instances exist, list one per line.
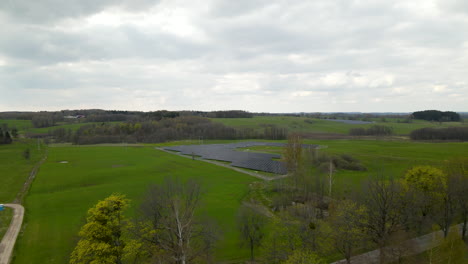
(164, 142), (318, 175)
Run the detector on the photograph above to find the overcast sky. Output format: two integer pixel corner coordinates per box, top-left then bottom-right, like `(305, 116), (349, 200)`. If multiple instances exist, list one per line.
(1, 0), (467, 112)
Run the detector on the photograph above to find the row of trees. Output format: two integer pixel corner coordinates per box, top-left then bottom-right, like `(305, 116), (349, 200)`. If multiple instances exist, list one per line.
(412, 110), (461, 122)
(410, 126), (468, 141)
(49, 116), (287, 144)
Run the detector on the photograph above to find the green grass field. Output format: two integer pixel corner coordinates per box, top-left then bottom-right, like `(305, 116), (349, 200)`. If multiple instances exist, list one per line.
(0, 140), (46, 242)
(210, 116), (465, 135)
(0, 140), (46, 202)
(0, 119), (33, 131)
(0, 207), (13, 241)
(13, 145), (256, 264)
(238, 139), (468, 196)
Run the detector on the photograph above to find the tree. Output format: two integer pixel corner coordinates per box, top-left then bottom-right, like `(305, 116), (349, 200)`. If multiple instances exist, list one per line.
(135, 177), (217, 264)
(361, 176), (405, 264)
(444, 158), (468, 241)
(262, 219), (302, 264)
(237, 204), (267, 261)
(11, 128), (18, 138)
(4, 131), (12, 144)
(70, 194), (129, 264)
(402, 166), (453, 236)
(283, 134), (303, 178)
(329, 200), (367, 264)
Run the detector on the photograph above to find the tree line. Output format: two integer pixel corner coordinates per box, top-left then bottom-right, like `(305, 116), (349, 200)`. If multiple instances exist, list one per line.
(410, 126), (468, 141)
(412, 110), (461, 122)
(49, 116), (287, 144)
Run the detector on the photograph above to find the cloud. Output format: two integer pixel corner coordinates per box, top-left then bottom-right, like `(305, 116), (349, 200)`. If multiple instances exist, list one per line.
(0, 0), (467, 112)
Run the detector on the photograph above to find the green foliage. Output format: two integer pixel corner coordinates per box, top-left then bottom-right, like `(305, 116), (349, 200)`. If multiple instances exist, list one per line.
(329, 200), (367, 262)
(70, 194), (129, 264)
(403, 166), (447, 194)
(282, 249), (325, 264)
(427, 228), (467, 264)
(262, 219), (302, 263)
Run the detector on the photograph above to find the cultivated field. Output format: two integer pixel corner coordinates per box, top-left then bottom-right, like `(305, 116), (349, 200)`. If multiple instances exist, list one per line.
(13, 145), (256, 264)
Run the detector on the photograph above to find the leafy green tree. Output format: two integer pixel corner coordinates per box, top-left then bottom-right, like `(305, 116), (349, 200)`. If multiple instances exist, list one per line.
(329, 200), (367, 264)
(262, 219), (301, 264)
(402, 166), (447, 234)
(70, 194), (129, 264)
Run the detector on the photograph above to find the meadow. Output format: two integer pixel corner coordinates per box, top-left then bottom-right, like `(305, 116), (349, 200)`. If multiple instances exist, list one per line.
(210, 116), (465, 135)
(238, 139), (468, 196)
(0, 119), (33, 131)
(12, 145), (256, 264)
(0, 140), (46, 245)
(0, 140), (46, 202)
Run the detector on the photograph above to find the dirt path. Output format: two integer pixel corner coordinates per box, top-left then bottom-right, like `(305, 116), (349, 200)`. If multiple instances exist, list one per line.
(0, 204), (24, 264)
(156, 147), (290, 181)
(331, 224), (463, 264)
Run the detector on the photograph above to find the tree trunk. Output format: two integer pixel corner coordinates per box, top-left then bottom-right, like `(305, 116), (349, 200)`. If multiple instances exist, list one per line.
(250, 238), (254, 261)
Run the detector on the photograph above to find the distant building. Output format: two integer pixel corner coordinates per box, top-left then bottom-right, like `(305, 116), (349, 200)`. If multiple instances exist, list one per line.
(64, 115), (85, 119)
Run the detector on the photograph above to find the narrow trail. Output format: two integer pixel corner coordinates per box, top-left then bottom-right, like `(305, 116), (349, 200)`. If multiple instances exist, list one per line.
(331, 224), (464, 264)
(0, 204), (24, 264)
(156, 147), (290, 181)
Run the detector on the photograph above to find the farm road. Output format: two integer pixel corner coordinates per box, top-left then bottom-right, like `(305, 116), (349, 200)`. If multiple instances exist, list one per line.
(331, 224), (464, 264)
(0, 204), (24, 264)
(156, 147), (290, 181)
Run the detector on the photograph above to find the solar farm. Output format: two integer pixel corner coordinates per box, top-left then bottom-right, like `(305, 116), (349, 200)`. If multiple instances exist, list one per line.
(163, 142), (318, 174)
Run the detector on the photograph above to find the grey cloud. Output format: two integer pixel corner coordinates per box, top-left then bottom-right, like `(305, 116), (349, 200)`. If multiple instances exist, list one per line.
(0, 0), (160, 23)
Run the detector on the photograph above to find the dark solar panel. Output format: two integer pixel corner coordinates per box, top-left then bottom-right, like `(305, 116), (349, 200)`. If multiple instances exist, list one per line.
(163, 142), (318, 175)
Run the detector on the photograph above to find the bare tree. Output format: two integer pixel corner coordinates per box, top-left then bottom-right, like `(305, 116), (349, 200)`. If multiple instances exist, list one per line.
(283, 133), (303, 188)
(135, 177), (218, 264)
(361, 176), (405, 264)
(237, 205), (267, 262)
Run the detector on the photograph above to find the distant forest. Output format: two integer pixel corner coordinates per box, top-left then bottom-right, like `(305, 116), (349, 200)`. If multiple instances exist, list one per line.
(1, 109), (467, 144)
(412, 110), (461, 122)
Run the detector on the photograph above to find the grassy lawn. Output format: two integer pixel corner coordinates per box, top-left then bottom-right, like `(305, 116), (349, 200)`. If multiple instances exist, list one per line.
(13, 145), (256, 264)
(210, 116), (466, 135)
(0, 207), (13, 241)
(0, 140), (46, 202)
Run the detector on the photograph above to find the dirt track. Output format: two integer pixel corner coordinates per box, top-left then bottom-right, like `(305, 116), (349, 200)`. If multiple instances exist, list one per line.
(0, 204), (24, 264)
